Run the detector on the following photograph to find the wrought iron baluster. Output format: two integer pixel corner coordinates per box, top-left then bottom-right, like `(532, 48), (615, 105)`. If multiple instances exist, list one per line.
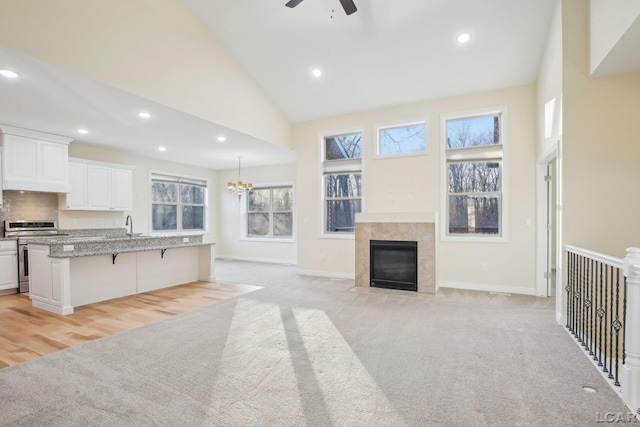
(623, 276), (627, 366)
(586, 258), (593, 355)
(603, 264), (610, 374)
(566, 251), (572, 331)
(608, 265), (614, 379)
(581, 254), (586, 346)
(597, 261), (604, 367)
(613, 269), (622, 386)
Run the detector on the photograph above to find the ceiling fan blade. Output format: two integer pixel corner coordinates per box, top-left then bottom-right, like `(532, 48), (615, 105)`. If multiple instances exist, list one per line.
(339, 0), (357, 15)
(285, 0), (304, 8)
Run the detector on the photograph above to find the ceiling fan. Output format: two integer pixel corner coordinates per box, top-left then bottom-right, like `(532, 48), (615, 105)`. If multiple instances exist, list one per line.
(285, 0), (357, 16)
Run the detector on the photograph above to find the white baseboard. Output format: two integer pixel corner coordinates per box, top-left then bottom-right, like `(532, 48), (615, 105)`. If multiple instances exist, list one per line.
(297, 269), (355, 280)
(437, 280), (536, 296)
(215, 255), (297, 265)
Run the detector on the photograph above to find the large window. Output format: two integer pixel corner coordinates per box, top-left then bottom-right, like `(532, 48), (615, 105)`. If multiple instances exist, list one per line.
(151, 173), (207, 232)
(247, 186), (293, 238)
(376, 120), (427, 158)
(442, 107), (506, 239)
(322, 132), (362, 234)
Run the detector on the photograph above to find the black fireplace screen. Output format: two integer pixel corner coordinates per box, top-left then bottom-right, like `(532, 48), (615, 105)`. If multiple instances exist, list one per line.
(370, 240), (418, 291)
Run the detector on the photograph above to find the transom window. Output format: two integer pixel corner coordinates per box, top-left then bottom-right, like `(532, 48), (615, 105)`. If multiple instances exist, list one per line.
(442, 108), (506, 239)
(376, 120), (427, 158)
(322, 132), (363, 234)
(151, 173), (207, 232)
(247, 186), (293, 238)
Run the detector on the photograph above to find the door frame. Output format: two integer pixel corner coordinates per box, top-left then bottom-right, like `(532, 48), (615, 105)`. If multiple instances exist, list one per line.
(535, 142), (562, 321)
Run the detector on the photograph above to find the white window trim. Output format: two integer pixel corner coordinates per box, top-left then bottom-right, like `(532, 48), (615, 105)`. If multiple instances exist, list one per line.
(318, 127), (364, 239)
(240, 181), (296, 243)
(439, 105), (509, 243)
(374, 117), (429, 160)
(149, 170), (209, 236)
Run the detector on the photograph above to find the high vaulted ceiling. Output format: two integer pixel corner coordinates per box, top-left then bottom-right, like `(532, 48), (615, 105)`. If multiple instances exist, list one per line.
(0, 0), (560, 169)
(186, 0), (558, 122)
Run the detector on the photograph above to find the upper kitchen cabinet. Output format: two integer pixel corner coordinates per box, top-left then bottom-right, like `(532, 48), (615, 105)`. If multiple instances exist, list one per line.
(0, 125), (72, 193)
(62, 158), (133, 211)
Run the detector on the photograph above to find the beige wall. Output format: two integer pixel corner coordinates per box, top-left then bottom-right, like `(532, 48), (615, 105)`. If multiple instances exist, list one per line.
(0, 0), (291, 149)
(217, 163), (297, 263)
(62, 143), (218, 245)
(293, 85), (538, 291)
(562, 0), (640, 257)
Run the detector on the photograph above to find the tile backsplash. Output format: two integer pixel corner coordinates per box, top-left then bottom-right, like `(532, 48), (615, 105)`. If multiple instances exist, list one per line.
(0, 190), (59, 232)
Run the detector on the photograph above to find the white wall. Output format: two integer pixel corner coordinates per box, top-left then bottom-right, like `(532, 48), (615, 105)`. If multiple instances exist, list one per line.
(216, 163), (297, 263)
(0, 0), (291, 150)
(293, 85), (538, 292)
(61, 143), (218, 245)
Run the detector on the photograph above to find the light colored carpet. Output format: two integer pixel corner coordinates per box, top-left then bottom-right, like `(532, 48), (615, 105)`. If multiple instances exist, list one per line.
(0, 260), (636, 426)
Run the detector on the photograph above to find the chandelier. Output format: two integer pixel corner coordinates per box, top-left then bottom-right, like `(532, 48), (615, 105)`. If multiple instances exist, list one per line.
(227, 156), (252, 200)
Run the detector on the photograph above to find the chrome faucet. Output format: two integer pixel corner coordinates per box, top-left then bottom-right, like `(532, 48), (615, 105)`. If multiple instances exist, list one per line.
(125, 215), (133, 236)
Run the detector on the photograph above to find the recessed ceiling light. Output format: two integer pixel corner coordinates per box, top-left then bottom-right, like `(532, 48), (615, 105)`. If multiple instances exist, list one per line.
(0, 69), (19, 79)
(311, 68), (323, 78)
(457, 33), (471, 44)
(138, 111), (151, 119)
(217, 136), (227, 142)
(77, 129), (89, 135)
(158, 146), (167, 152)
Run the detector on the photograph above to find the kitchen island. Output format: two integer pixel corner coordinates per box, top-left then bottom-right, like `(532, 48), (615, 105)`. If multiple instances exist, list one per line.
(28, 234), (215, 315)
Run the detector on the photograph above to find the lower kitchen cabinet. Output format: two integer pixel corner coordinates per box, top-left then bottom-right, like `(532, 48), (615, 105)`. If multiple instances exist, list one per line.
(0, 240), (18, 292)
(28, 243), (215, 314)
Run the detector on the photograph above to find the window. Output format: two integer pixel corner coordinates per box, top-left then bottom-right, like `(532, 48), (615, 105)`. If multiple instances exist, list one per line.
(151, 173), (207, 232)
(376, 120), (427, 158)
(247, 186), (293, 238)
(442, 107), (506, 239)
(322, 131), (363, 234)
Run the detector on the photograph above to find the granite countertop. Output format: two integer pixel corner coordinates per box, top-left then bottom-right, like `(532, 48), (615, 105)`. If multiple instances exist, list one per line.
(29, 233), (214, 258)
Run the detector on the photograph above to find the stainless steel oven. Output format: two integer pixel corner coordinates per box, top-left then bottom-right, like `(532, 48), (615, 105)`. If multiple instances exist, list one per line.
(4, 220), (66, 293)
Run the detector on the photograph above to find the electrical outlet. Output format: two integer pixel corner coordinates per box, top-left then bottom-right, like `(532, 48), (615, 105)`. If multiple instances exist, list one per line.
(63, 245), (74, 252)
(480, 262), (487, 271)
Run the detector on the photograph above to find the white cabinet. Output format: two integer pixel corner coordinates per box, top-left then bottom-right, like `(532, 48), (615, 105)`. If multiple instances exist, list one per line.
(65, 162), (87, 209)
(0, 150), (3, 208)
(0, 240), (18, 292)
(62, 158), (133, 211)
(110, 168), (132, 210)
(87, 165), (111, 210)
(0, 125), (72, 193)
(28, 244), (73, 315)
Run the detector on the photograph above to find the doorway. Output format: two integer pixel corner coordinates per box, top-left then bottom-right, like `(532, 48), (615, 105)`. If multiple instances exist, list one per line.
(536, 147), (561, 300)
(546, 159), (558, 297)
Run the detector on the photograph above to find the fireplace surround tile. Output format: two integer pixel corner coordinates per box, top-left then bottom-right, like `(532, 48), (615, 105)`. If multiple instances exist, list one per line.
(355, 213), (436, 294)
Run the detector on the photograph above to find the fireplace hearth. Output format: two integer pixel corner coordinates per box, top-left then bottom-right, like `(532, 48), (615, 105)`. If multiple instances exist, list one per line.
(370, 240), (418, 291)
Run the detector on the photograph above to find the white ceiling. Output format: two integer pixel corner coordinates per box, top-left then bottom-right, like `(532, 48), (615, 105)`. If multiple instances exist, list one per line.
(0, 0), (562, 170)
(186, 0), (558, 122)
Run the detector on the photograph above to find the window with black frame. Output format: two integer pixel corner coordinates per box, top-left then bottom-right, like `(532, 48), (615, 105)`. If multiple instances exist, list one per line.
(444, 110), (504, 237)
(322, 132), (362, 234)
(151, 173), (207, 232)
(247, 186), (293, 238)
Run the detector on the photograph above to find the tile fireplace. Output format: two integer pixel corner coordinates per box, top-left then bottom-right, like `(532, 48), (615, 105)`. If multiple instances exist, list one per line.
(355, 212), (436, 294)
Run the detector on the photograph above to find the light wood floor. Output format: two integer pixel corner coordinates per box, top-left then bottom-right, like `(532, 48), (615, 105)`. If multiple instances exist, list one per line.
(0, 281), (261, 369)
